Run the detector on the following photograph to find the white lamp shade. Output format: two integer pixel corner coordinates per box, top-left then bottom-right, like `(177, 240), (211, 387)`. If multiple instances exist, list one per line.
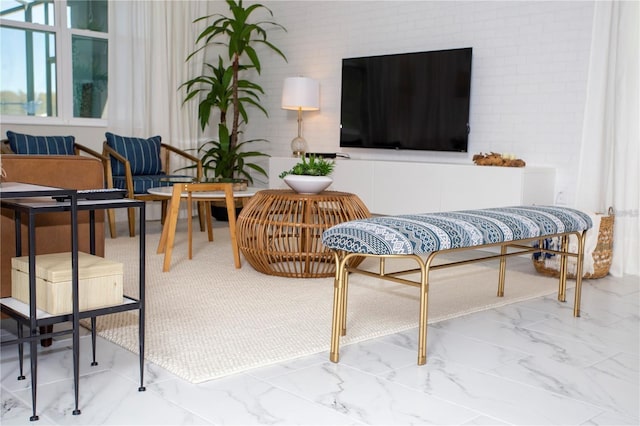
(281, 77), (320, 111)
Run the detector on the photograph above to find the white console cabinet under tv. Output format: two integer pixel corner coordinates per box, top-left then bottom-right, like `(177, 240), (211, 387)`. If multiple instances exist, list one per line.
(269, 157), (555, 215)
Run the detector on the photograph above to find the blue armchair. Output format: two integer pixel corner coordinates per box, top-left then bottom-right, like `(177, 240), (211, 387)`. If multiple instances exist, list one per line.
(102, 132), (203, 237)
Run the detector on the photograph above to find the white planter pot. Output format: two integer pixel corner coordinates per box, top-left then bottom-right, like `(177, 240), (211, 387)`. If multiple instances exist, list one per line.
(283, 175), (333, 194)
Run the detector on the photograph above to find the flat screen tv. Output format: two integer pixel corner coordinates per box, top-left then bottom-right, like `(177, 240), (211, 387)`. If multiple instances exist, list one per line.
(340, 47), (472, 152)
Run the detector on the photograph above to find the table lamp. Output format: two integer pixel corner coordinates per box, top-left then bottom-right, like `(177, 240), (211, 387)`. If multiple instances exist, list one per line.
(281, 77), (320, 157)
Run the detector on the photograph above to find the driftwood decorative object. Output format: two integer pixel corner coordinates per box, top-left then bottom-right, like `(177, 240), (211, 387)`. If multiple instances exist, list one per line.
(473, 152), (526, 167)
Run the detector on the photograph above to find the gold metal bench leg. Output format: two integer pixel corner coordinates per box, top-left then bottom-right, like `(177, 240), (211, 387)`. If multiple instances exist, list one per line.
(330, 254), (346, 363)
(340, 266), (349, 336)
(417, 257), (430, 365)
(573, 232), (587, 317)
(497, 245), (507, 297)
(558, 235), (569, 302)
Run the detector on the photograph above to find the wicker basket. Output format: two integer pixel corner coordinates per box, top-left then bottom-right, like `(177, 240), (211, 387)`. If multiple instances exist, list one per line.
(533, 207), (614, 279)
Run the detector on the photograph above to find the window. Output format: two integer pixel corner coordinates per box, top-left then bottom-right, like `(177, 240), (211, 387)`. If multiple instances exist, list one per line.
(0, 0), (108, 123)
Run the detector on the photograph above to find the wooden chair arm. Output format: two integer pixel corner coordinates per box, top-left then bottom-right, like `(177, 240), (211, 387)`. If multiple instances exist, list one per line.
(160, 143), (203, 181)
(102, 142), (129, 165)
(75, 143), (111, 189)
(103, 142), (134, 195)
(1, 139), (12, 154)
(161, 143), (200, 163)
(74, 143), (107, 161)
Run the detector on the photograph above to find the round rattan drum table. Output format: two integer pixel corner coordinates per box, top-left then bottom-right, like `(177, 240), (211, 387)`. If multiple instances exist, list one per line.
(236, 190), (371, 278)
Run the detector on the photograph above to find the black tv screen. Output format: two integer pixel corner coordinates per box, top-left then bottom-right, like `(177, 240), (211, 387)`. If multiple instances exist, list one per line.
(340, 47), (472, 152)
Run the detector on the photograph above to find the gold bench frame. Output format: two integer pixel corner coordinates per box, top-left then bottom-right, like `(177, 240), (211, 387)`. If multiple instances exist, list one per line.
(329, 230), (588, 365)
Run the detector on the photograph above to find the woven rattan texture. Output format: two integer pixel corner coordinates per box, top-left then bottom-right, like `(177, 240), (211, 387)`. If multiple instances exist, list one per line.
(236, 190), (371, 278)
(534, 210), (614, 279)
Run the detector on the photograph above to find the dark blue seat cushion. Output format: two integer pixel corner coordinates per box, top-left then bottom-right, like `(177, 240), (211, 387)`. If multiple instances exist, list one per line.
(105, 132), (162, 176)
(111, 174), (173, 194)
(6, 131), (75, 155)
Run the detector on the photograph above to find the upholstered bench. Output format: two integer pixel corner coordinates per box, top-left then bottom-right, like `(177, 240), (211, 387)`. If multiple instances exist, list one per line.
(322, 205), (593, 365)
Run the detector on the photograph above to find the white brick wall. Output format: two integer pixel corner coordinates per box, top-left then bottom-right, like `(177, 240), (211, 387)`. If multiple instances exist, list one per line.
(245, 0), (595, 205)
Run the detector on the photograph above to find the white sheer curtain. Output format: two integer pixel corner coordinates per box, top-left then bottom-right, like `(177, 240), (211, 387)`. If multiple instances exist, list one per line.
(107, 1), (215, 152)
(575, 1), (639, 276)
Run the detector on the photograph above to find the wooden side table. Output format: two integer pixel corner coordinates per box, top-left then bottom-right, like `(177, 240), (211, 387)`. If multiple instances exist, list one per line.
(150, 184), (258, 272)
(236, 190), (371, 278)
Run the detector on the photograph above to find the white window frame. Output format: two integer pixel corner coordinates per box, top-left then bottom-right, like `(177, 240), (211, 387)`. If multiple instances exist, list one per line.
(0, 0), (108, 127)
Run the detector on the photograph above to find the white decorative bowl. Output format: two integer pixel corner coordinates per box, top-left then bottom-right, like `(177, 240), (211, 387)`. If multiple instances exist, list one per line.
(283, 175), (333, 194)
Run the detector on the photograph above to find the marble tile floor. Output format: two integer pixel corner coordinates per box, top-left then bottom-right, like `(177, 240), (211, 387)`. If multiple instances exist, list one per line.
(1, 272), (638, 425)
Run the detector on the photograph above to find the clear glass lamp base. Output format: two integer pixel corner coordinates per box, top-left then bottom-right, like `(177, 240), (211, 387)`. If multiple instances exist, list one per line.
(291, 136), (307, 158)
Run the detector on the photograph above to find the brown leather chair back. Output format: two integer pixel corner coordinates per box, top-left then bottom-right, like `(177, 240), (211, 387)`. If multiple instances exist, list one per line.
(1, 155), (105, 298)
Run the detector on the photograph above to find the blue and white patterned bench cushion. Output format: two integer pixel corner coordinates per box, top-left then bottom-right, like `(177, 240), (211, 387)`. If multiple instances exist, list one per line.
(322, 206), (592, 256)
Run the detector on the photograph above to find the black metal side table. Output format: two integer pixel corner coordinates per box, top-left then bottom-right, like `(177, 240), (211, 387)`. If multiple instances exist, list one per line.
(0, 183), (146, 421)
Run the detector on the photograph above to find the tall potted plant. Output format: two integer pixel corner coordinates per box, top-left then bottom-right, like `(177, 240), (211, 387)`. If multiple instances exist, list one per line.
(182, 0), (287, 184)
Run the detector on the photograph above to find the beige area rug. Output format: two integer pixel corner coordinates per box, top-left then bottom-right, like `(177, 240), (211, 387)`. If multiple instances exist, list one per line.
(95, 222), (571, 384)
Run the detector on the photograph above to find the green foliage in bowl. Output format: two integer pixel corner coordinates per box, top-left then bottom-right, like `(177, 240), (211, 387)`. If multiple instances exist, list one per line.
(279, 155), (336, 178)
